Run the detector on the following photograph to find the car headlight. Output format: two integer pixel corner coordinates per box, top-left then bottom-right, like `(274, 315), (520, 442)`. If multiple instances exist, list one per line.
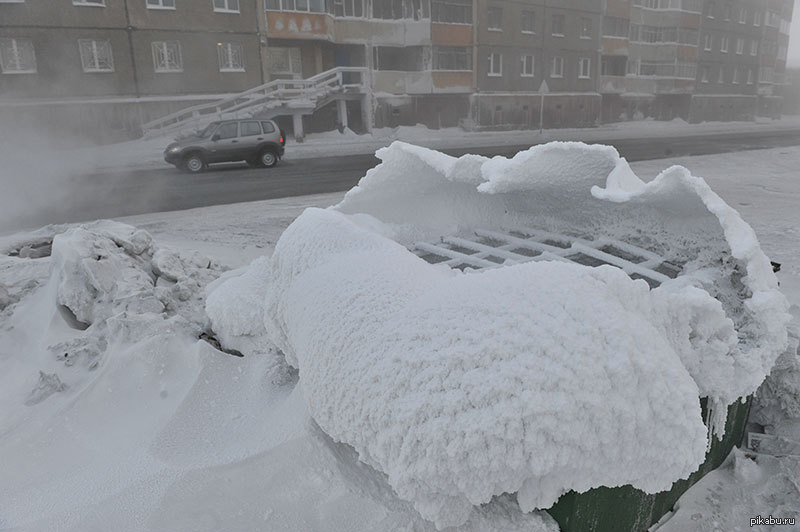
(167, 146), (181, 153)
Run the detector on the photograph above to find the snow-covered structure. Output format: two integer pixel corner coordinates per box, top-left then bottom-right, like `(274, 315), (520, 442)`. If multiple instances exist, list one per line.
(207, 141), (790, 530)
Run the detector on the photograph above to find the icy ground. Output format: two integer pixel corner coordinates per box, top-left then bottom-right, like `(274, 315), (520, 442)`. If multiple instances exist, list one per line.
(1, 146), (799, 531)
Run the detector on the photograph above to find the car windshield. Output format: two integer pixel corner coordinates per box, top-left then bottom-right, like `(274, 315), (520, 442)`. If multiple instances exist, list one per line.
(197, 122), (220, 138)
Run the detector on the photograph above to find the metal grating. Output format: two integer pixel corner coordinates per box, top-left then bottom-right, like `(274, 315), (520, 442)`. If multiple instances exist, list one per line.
(412, 227), (682, 288)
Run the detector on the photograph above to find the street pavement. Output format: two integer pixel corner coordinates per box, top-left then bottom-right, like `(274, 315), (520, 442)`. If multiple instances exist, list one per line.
(20, 128), (800, 229)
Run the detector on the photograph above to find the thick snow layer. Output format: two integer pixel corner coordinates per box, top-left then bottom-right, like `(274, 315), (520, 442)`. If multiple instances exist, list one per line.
(210, 141), (790, 528)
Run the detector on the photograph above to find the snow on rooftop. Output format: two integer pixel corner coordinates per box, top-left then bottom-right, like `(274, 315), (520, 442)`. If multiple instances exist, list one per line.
(205, 141), (791, 528)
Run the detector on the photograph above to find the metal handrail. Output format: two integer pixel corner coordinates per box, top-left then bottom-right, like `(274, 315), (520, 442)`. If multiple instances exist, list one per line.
(142, 66), (369, 136)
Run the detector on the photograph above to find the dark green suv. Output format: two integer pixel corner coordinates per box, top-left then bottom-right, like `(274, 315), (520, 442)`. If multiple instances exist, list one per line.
(164, 119), (286, 173)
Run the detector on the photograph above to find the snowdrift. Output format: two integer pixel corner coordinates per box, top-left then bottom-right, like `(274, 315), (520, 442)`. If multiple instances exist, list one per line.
(207, 141), (790, 529)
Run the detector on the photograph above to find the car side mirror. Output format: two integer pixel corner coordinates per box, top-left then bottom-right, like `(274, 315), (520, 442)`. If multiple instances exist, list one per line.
(211, 134), (220, 141)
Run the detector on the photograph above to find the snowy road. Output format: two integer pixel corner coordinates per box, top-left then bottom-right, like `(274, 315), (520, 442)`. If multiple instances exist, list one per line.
(9, 128), (800, 231)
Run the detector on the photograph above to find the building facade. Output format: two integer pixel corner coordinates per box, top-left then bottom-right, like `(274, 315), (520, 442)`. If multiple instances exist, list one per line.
(0, 0), (794, 139)
(0, 0), (263, 140)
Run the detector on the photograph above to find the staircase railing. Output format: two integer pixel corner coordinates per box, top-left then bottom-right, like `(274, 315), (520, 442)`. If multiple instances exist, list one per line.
(142, 66), (369, 138)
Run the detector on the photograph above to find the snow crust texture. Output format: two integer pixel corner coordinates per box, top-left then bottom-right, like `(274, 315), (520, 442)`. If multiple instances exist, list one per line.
(208, 141), (790, 529)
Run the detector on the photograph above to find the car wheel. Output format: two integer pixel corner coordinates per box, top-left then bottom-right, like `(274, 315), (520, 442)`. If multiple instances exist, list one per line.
(259, 149), (278, 168)
(183, 153), (205, 173)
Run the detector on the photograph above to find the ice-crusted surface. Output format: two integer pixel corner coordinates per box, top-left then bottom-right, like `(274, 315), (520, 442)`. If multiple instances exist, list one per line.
(42, 220), (226, 378)
(208, 141), (790, 528)
(263, 208), (712, 528)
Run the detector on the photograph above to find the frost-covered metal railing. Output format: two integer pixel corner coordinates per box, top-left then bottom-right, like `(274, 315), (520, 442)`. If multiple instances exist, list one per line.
(141, 66), (369, 138)
(413, 226), (682, 287)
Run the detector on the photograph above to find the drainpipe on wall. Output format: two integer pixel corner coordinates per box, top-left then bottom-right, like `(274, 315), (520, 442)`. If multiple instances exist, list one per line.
(122, 0), (140, 98)
(257, 0), (268, 84)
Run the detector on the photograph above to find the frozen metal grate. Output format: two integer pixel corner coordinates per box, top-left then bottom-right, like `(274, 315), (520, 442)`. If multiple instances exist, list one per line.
(412, 227), (681, 288)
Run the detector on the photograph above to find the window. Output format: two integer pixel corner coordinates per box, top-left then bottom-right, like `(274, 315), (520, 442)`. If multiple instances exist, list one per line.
(373, 46), (425, 70)
(750, 40), (758, 56)
(701, 65), (709, 82)
(73, 0), (105, 5)
(260, 121), (276, 133)
(601, 56), (626, 76)
(717, 66), (724, 83)
(704, 34), (712, 50)
(372, 0), (424, 20)
(213, 0), (239, 12)
(216, 122), (238, 139)
(433, 46), (472, 71)
(342, 0), (364, 16)
(739, 7), (747, 23)
(268, 47), (302, 77)
(151, 41), (182, 72)
(551, 56), (563, 77)
(578, 57), (590, 78)
(217, 41), (244, 71)
(551, 14), (564, 36)
(275, 0), (324, 12)
(580, 17), (592, 39)
(629, 25), (697, 45)
(747, 69), (754, 84)
(147, 0), (175, 8)
(240, 121), (262, 136)
(732, 66), (739, 83)
(603, 17), (629, 37)
(487, 52), (502, 76)
(521, 10), (535, 34)
(736, 38), (743, 54)
(520, 54), (533, 77)
(704, 0), (714, 18)
(753, 10), (761, 26)
(0, 38), (36, 74)
(431, 0), (471, 24)
(487, 7), (502, 31)
(78, 39), (114, 72)
(723, 3), (731, 20)
(720, 35), (728, 52)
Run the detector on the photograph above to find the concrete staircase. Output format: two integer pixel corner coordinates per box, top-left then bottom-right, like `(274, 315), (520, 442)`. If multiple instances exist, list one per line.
(141, 67), (371, 139)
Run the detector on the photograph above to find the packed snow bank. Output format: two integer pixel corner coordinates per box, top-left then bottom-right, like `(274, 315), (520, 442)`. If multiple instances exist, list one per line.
(208, 141), (790, 529)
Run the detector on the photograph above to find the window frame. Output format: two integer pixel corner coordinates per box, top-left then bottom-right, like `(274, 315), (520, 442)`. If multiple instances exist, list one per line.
(551, 13), (565, 36)
(73, 0), (105, 6)
(551, 56), (564, 78)
(217, 41), (245, 72)
(487, 52), (502, 77)
(0, 37), (37, 74)
(520, 54), (534, 77)
(487, 7), (502, 31)
(147, 0), (176, 9)
(151, 40), (183, 72)
(578, 57), (591, 79)
(521, 10), (535, 34)
(580, 17), (592, 39)
(213, 0), (240, 13)
(78, 38), (114, 73)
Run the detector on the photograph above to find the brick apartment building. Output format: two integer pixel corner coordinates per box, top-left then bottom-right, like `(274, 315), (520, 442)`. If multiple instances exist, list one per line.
(0, 0), (794, 139)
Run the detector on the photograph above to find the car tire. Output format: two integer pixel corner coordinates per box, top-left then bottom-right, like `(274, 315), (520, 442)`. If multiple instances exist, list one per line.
(183, 153), (205, 173)
(259, 148), (278, 168)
